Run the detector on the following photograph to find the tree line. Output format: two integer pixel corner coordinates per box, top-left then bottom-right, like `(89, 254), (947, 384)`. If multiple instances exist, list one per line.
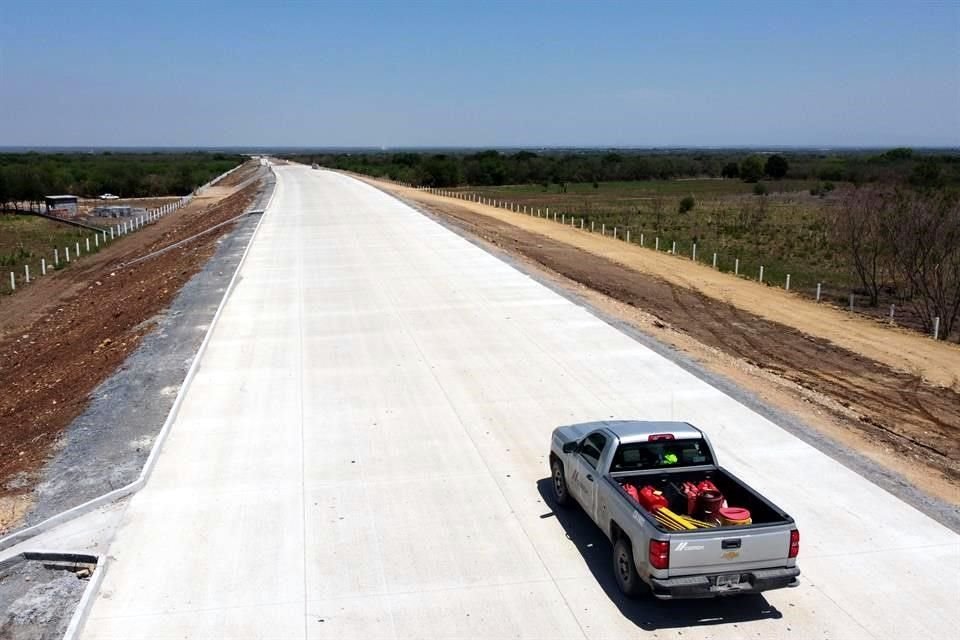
(296, 148), (959, 189)
(0, 152), (243, 207)
(833, 186), (960, 341)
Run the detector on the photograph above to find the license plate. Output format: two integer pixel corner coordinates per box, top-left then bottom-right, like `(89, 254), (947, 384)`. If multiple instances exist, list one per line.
(716, 574), (741, 587)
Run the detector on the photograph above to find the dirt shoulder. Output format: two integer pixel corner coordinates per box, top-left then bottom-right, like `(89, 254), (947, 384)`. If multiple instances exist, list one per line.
(0, 175), (263, 531)
(384, 184), (960, 390)
(365, 178), (960, 508)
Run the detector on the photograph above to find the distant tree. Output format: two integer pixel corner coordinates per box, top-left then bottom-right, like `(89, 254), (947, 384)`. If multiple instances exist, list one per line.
(888, 189), (960, 340)
(764, 154), (789, 179)
(909, 160), (945, 189)
(721, 162), (740, 179)
(753, 182), (768, 196)
(880, 147), (914, 162)
(832, 187), (894, 307)
(739, 156), (764, 183)
(678, 195), (696, 214)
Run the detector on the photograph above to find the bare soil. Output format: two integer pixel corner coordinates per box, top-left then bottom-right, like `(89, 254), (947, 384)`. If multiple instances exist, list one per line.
(0, 181), (260, 511)
(372, 183), (960, 503)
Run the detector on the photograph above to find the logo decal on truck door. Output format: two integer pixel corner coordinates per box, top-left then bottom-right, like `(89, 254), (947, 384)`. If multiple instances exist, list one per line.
(675, 542), (705, 551)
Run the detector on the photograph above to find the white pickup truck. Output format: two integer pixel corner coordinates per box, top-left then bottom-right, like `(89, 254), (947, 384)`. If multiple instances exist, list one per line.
(550, 420), (800, 599)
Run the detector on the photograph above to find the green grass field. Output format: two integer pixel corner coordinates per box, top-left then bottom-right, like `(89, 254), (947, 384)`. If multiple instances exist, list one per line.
(453, 179), (856, 298)
(0, 215), (104, 293)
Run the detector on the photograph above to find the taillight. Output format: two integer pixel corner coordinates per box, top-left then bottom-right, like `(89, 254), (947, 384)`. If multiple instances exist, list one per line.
(649, 540), (670, 569)
(788, 529), (800, 558)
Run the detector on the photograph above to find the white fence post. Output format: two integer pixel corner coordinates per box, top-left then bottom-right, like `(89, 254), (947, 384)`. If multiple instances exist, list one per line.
(95, 234), (99, 248)
(626, 229), (630, 243)
(75, 242), (80, 256)
(759, 266), (764, 283)
(9, 272), (14, 291)
(41, 258), (47, 276)
(671, 240), (676, 255)
(785, 274), (791, 291)
(933, 316), (940, 340)
(692, 244), (696, 261)
(580, 219), (584, 229)
(602, 223), (605, 235)
(889, 304), (895, 324)
(816, 283), (821, 302)
(24, 265), (29, 283)
(640, 233), (644, 246)
(655, 237), (660, 251)
(613, 227), (617, 239)
(86, 237), (90, 252)
(849, 293), (854, 312)
(712, 253), (717, 268)
(66, 247), (71, 263)
(54, 249), (59, 266)
(734, 258), (739, 275)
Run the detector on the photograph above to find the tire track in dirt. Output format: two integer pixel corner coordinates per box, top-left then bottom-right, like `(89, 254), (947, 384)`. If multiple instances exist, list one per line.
(414, 199), (960, 486)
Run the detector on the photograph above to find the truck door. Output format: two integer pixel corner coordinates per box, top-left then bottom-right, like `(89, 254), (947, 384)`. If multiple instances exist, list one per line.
(572, 432), (608, 519)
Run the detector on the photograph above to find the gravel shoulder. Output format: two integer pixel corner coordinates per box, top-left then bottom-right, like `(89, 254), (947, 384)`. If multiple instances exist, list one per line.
(0, 165), (273, 534)
(0, 556), (92, 640)
(365, 178), (960, 519)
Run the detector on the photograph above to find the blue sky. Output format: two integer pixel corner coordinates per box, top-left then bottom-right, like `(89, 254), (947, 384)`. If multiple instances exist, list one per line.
(1, 0), (957, 147)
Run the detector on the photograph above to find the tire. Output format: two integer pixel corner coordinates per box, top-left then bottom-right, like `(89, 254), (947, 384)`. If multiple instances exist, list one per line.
(613, 537), (644, 598)
(551, 459), (571, 507)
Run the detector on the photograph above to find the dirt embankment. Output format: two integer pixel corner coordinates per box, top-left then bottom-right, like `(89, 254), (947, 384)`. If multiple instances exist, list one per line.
(372, 184), (960, 503)
(0, 181), (260, 517)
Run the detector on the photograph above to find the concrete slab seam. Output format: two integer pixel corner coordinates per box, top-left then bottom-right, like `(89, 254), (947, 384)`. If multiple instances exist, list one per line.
(362, 178), (960, 534)
(1, 168), (277, 639)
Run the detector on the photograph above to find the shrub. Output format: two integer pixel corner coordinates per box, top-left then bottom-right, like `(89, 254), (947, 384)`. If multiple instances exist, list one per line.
(678, 196), (696, 214)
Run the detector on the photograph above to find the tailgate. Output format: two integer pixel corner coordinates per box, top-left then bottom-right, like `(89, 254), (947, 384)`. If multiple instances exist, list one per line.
(668, 525), (792, 575)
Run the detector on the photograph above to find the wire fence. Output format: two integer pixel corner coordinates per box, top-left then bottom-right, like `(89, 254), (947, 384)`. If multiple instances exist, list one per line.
(415, 186), (951, 342)
(3, 165), (244, 297)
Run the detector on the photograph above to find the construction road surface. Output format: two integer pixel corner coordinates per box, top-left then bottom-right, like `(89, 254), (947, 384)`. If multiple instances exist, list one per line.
(83, 166), (959, 639)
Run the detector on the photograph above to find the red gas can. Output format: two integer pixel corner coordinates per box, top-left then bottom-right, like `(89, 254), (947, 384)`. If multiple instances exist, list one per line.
(639, 485), (669, 512)
(622, 483), (640, 504)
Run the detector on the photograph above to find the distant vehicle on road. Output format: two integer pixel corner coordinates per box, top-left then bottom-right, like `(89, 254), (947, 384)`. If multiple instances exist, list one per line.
(550, 420), (800, 599)
(311, 163), (319, 169)
(99, 193), (119, 200)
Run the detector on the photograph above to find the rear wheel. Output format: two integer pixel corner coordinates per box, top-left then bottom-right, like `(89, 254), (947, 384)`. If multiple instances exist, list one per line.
(613, 537), (644, 598)
(551, 459), (571, 507)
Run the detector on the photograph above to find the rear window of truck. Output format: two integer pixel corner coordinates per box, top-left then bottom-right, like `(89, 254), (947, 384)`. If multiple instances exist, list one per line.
(611, 439), (713, 472)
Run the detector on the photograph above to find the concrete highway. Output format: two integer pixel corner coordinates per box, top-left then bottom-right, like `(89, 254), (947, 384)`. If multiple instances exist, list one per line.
(83, 166), (959, 638)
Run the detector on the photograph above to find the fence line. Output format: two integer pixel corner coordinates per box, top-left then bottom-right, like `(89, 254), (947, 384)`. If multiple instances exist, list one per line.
(4, 164), (243, 296)
(411, 186), (950, 341)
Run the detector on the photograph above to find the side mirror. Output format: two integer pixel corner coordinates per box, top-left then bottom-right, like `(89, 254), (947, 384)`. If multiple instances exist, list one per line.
(562, 441), (578, 454)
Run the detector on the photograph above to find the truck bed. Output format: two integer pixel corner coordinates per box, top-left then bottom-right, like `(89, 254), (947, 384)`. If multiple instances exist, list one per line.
(612, 467), (792, 531)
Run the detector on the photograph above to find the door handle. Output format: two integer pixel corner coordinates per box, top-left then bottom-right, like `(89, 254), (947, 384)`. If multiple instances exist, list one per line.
(586, 474), (594, 482)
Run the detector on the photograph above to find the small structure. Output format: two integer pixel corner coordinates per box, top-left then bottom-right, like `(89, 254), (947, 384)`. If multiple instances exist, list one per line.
(93, 205), (146, 218)
(93, 205), (133, 218)
(44, 195), (79, 216)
